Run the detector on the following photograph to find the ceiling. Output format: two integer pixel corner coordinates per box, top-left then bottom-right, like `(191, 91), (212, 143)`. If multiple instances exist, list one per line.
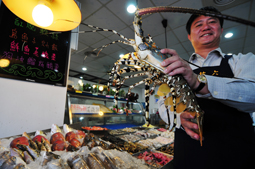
(69, 0), (255, 88)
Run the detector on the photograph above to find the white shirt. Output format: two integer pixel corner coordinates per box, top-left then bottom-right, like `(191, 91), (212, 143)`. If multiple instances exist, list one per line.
(189, 47), (255, 114)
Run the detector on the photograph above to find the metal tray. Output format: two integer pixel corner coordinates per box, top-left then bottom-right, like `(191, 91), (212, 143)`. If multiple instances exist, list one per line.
(108, 129), (129, 136)
(116, 133), (145, 143)
(81, 128), (110, 136)
(156, 143), (174, 156)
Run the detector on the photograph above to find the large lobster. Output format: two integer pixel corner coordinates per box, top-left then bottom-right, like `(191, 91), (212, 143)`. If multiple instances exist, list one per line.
(82, 6), (255, 146)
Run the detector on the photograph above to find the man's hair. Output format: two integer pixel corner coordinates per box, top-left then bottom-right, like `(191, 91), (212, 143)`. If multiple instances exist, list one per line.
(186, 6), (224, 34)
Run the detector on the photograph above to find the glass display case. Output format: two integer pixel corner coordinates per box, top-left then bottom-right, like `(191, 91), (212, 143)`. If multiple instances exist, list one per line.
(64, 91), (146, 130)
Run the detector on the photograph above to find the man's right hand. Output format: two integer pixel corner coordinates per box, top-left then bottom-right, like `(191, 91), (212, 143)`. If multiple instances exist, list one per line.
(180, 111), (201, 141)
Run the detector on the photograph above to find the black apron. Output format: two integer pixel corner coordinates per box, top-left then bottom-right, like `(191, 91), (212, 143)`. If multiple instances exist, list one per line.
(173, 55), (255, 169)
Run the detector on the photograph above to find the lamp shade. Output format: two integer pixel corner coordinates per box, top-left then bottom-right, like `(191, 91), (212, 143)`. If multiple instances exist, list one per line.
(2, 0), (81, 32)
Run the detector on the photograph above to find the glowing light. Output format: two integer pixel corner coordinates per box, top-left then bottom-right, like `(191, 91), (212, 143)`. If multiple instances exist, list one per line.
(3, 0), (81, 31)
(227, 53), (232, 55)
(99, 86), (104, 91)
(127, 4), (136, 13)
(78, 80), (83, 86)
(80, 77), (83, 79)
(119, 54), (124, 58)
(112, 88), (116, 92)
(0, 59), (10, 67)
(32, 4), (53, 27)
(99, 111), (104, 116)
(224, 32), (233, 38)
(79, 117), (84, 120)
(82, 67), (87, 71)
(92, 84), (97, 88)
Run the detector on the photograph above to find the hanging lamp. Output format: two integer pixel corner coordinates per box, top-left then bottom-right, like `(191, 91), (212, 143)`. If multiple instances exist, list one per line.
(2, 0), (81, 32)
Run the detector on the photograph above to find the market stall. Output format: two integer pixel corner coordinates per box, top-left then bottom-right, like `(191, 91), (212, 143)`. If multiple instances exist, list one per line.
(0, 123), (175, 169)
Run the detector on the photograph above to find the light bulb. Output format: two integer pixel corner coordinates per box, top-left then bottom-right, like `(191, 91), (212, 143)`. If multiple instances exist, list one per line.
(0, 59), (10, 67)
(224, 32), (233, 38)
(32, 4), (53, 27)
(99, 86), (104, 91)
(127, 5), (136, 13)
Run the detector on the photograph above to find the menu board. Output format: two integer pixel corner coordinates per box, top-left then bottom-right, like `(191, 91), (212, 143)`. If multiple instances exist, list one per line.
(0, 3), (71, 86)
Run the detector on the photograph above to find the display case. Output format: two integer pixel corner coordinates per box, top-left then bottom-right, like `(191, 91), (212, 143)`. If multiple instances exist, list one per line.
(64, 91), (146, 129)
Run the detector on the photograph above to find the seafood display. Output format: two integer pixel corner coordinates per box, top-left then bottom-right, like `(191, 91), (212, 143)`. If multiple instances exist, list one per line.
(160, 131), (175, 139)
(146, 129), (162, 135)
(82, 126), (108, 131)
(109, 130), (126, 135)
(117, 134), (142, 142)
(121, 128), (138, 133)
(138, 139), (163, 149)
(157, 143), (174, 156)
(0, 124), (157, 169)
(100, 135), (148, 154)
(136, 150), (173, 168)
(137, 135), (173, 149)
(134, 131), (156, 138)
(154, 137), (173, 145)
(157, 128), (167, 132)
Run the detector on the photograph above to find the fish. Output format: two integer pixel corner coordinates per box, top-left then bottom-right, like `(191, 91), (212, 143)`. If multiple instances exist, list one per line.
(28, 139), (38, 151)
(47, 159), (67, 169)
(0, 151), (11, 167)
(23, 151), (33, 164)
(22, 132), (31, 140)
(23, 132), (38, 150)
(1, 156), (17, 169)
(111, 156), (125, 168)
(41, 151), (60, 166)
(101, 152), (118, 169)
(51, 124), (62, 135)
(67, 154), (89, 169)
(10, 148), (24, 160)
(86, 153), (106, 169)
(35, 140), (47, 152)
(16, 144), (39, 160)
(59, 159), (72, 169)
(13, 163), (26, 169)
(41, 137), (51, 152)
(66, 145), (79, 152)
(35, 130), (47, 137)
(63, 124), (74, 135)
(93, 152), (116, 169)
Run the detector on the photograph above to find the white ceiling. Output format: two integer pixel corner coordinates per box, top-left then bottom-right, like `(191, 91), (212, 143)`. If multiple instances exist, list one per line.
(69, 0), (255, 88)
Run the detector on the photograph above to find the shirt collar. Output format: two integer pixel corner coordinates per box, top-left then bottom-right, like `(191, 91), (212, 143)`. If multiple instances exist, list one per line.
(189, 47), (225, 61)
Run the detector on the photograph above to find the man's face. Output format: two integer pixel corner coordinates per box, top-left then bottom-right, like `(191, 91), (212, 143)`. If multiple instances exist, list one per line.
(188, 15), (223, 50)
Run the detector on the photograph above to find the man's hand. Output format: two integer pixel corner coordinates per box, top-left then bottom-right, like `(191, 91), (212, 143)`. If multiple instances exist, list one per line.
(160, 48), (199, 90)
(180, 111), (200, 140)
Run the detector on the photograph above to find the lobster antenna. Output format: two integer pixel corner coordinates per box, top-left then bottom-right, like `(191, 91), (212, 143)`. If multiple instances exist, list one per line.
(80, 23), (134, 44)
(92, 40), (134, 56)
(137, 7), (255, 27)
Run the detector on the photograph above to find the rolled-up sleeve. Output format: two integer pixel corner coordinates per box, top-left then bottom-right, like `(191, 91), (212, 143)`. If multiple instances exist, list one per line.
(204, 52), (255, 113)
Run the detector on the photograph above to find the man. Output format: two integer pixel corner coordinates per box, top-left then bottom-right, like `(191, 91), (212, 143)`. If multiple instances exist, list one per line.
(160, 6), (255, 169)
